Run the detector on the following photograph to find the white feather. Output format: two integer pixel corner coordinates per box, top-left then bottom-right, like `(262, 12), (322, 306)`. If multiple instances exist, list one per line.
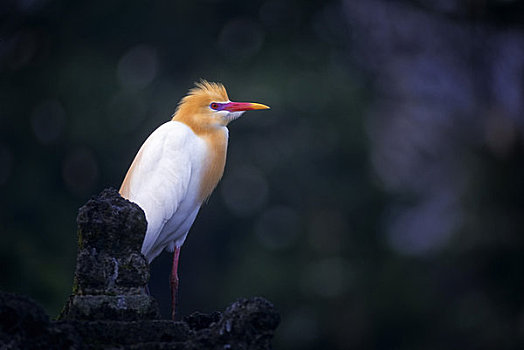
(122, 121), (210, 263)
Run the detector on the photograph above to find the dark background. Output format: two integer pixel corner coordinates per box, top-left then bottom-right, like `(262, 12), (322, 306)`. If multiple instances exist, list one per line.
(1, 0), (524, 349)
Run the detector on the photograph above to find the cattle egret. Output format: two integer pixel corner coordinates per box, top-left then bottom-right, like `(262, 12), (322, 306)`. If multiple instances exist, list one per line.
(119, 80), (270, 319)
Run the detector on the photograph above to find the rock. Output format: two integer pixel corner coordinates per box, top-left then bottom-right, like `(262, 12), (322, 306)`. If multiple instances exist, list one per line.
(184, 311), (222, 331)
(216, 298), (281, 343)
(0, 292), (82, 349)
(2, 188), (280, 348)
(65, 319), (191, 347)
(1, 291), (279, 349)
(61, 294), (160, 321)
(188, 297), (281, 350)
(60, 188), (160, 321)
(76, 188), (146, 256)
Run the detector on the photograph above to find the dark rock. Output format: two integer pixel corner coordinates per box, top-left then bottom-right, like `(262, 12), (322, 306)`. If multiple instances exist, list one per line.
(73, 187), (149, 295)
(77, 188), (146, 254)
(184, 311), (221, 331)
(0, 292), (82, 349)
(61, 294), (160, 321)
(66, 320), (191, 346)
(61, 188), (160, 321)
(218, 297), (280, 336)
(202, 297), (280, 350)
(1, 291), (279, 349)
(74, 250), (149, 296)
(116, 252), (151, 288)
(3, 188), (279, 348)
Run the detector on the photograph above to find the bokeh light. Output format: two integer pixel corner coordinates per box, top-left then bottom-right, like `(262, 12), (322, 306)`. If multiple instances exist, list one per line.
(117, 44), (158, 90)
(220, 165), (268, 217)
(2, 0), (524, 349)
(254, 205), (299, 251)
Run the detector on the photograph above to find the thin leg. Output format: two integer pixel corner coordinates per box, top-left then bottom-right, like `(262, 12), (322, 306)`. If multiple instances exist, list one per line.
(170, 246), (181, 321)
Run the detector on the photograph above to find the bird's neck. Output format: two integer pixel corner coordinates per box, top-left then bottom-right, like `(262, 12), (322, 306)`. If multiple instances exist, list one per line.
(173, 109), (224, 134)
(198, 127), (229, 203)
(173, 110), (229, 202)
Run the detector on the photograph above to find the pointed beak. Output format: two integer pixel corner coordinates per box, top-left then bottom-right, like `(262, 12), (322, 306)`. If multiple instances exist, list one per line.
(223, 102), (270, 112)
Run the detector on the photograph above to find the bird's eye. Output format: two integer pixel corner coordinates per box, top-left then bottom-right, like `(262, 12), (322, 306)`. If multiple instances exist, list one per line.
(210, 102), (219, 110)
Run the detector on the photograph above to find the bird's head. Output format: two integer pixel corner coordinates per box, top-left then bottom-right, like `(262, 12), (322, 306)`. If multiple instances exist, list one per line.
(172, 80), (270, 131)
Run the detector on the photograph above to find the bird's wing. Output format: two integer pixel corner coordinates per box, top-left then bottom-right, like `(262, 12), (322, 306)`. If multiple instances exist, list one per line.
(120, 121), (201, 260)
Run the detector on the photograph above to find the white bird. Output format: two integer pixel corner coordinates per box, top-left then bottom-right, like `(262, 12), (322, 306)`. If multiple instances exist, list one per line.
(119, 80), (269, 319)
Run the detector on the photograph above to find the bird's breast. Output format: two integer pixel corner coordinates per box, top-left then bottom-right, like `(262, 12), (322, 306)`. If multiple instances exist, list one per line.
(198, 128), (228, 202)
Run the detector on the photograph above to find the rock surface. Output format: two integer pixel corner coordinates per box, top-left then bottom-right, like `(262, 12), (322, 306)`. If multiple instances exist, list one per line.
(0, 188), (280, 349)
(60, 188), (159, 321)
(0, 292), (80, 350)
(0, 292), (280, 349)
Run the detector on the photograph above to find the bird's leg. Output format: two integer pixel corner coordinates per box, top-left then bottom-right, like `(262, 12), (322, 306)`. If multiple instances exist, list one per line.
(170, 246), (181, 320)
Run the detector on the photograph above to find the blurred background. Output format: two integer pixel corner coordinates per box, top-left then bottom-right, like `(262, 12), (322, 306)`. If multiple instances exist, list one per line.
(1, 0), (524, 348)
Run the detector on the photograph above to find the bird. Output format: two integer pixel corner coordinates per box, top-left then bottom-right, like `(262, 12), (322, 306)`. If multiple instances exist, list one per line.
(119, 80), (270, 320)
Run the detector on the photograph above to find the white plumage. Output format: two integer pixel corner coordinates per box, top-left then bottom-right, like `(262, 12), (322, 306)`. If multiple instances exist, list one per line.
(121, 121), (213, 262)
(118, 80), (269, 319)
